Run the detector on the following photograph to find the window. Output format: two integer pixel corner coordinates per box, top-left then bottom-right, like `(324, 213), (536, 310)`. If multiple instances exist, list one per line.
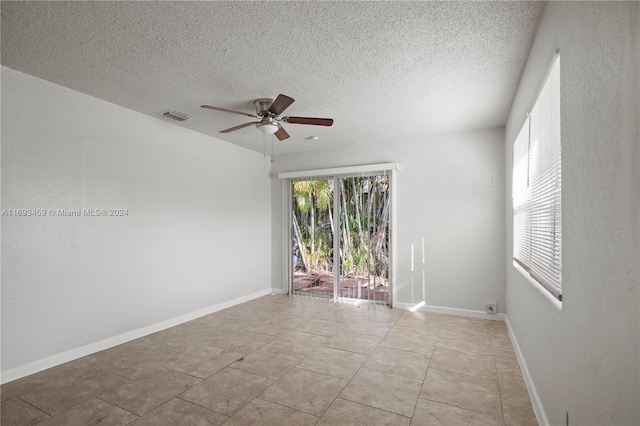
(512, 54), (562, 302)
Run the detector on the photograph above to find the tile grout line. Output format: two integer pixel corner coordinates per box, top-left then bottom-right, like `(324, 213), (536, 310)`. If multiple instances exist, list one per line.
(162, 365), (209, 381)
(420, 319), (509, 423)
(417, 395), (506, 421)
(492, 337), (508, 424)
(253, 396), (323, 420)
(333, 396), (413, 421)
(410, 318), (439, 420)
(13, 375), (138, 420)
(15, 396), (54, 418)
(320, 310), (433, 422)
(311, 310), (398, 420)
(94, 396), (141, 418)
(174, 395), (231, 420)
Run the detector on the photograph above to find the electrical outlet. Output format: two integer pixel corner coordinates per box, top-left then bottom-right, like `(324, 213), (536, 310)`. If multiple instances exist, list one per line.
(486, 303), (497, 314)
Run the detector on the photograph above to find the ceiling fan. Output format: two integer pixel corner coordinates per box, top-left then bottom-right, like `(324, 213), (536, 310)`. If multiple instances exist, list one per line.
(201, 94), (333, 141)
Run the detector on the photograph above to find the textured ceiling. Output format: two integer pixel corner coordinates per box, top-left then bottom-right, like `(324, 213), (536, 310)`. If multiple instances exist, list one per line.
(1, 1), (544, 156)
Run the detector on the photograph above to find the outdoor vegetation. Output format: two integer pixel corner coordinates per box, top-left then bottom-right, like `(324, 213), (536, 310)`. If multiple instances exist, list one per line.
(292, 175), (390, 298)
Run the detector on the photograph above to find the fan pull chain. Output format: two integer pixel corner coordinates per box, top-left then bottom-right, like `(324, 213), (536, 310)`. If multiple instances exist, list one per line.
(271, 134), (274, 161)
(263, 132), (267, 157)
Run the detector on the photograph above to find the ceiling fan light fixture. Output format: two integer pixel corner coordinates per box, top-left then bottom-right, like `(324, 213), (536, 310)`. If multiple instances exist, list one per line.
(256, 122), (279, 134)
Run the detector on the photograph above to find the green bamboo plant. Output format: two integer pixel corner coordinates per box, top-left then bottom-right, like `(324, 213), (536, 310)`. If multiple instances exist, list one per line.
(292, 176), (389, 283)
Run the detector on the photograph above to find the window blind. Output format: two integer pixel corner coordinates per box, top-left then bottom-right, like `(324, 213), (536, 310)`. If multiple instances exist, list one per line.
(512, 119), (531, 269)
(512, 55), (562, 301)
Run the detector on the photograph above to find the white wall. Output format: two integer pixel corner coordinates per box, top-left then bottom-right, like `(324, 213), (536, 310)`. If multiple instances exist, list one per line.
(271, 128), (505, 313)
(504, 2), (640, 425)
(1, 67), (272, 377)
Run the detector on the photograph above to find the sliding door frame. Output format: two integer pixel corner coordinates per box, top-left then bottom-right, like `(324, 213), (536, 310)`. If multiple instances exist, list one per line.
(279, 163), (398, 307)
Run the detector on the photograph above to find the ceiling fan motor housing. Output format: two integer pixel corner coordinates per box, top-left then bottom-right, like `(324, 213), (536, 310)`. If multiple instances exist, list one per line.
(254, 98), (274, 116)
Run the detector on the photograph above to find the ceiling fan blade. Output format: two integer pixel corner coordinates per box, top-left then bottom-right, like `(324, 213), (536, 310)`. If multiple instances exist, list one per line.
(284, 116), (334, 126)
(268, 94), (295, 117)
(219, 122), (258, 133)
(275, 125), (290, 141)
(202, 105), (256, 117)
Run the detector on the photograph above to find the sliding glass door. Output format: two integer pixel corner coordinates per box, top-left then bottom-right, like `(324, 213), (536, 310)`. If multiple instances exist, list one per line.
(291, 172), (390, 305)
(291, 178), (335, 299)
(338, 174), (390, 303)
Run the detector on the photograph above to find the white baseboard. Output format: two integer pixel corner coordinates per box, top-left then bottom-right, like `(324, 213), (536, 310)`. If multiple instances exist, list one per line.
(1, 287), (274, 385)
(269, 288), (288, 295)
(503, 315), (548, 426)
(394, 302), (506, 321)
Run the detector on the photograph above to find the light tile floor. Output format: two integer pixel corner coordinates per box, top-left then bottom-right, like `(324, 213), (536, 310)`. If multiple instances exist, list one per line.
(1, 295), (538, 425)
